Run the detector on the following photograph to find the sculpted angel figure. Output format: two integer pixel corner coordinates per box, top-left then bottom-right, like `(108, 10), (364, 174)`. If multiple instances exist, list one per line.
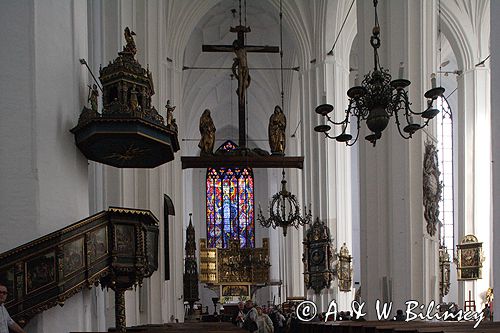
(198, 109), (216, 155)
(130, 86), (140, 112)
(165, 100), (176, 130)
(123, 27), (137, 55)
(87, 84), (99, 112)
(268, 105), (286, 154)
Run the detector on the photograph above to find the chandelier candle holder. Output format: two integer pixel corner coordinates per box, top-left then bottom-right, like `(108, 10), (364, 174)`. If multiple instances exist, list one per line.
(314, 0), (446, 146)
(257, 170), (311, 236)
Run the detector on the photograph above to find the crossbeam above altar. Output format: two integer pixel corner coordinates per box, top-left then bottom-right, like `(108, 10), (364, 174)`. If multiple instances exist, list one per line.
(181, 155), (304, 169)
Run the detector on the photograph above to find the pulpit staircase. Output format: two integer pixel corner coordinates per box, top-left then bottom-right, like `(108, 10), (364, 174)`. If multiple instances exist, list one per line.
(0, 207), (159, 332)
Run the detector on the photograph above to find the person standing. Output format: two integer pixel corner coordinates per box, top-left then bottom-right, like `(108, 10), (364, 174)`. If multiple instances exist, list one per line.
(243, 300), (258, 333)
(232, 301), (246, 328)
(0, 282), (26, 333)
(255, 306), (274, 333)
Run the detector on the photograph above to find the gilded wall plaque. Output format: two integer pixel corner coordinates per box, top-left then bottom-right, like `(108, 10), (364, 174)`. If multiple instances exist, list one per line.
(303, 218), (335, 294)
(337, 243), (353, 292)
(439, 245), (451, 296)
(455, 234), (484, 281)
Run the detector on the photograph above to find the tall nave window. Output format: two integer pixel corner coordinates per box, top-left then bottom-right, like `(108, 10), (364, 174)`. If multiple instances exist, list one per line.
(437, 97), (454, 255)
(206, 141), (255, 249)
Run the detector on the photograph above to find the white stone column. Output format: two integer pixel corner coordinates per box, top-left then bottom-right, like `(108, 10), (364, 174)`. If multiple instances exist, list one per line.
(357, 0), (438, 318)
(160, 48), (186, 323)
(326, 57), (355, 310)
(492, 0), (500, 322)
(298, 51), (354, 311)
(455, 67), (491, 308)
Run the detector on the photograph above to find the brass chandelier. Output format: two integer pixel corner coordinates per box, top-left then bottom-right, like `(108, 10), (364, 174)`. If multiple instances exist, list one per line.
(314, 0), (445, 146)
(257, 170), (311, 236)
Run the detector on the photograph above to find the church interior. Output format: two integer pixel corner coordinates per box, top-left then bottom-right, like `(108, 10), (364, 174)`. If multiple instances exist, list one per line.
(1, 0), (500, 332)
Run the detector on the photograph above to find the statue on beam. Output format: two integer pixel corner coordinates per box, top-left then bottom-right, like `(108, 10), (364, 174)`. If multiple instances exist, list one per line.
(198, 109), (216, 155)
(269, 105), (286, 155)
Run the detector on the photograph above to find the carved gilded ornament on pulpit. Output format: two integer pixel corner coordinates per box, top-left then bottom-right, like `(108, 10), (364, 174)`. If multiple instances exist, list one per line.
(423, 142), (443, 236)
(302, 218), (335, 294)
(454, 235), (484, 281)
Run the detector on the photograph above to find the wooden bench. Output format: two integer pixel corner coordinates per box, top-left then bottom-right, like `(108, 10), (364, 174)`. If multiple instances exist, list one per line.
(297, 320), (500, 333)
(73, 321), (247, 333)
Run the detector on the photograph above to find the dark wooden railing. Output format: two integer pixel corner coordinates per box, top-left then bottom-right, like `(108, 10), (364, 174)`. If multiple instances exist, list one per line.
(0, 207), (159, 332)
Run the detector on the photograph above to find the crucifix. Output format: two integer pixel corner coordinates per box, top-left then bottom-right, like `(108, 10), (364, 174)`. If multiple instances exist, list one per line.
(202, 25), (279, 148)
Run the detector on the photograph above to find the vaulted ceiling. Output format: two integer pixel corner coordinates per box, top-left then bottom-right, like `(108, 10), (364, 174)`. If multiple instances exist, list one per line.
(181, 0), (300, 154)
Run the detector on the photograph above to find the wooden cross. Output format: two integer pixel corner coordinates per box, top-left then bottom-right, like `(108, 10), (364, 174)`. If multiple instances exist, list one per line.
(202, 25), (279, 148)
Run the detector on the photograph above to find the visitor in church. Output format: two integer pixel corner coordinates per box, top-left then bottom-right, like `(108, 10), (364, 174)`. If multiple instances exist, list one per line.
(482, 304), (492, 321)
(232, 301), (245, 328)
(343, 311), (352, 320)
(394, 309), (405, 321)
(268, 308), (285, 333)
(255, 306), (274, 333)
(242, 300), (258, 332)
(0, 281), (26, 333)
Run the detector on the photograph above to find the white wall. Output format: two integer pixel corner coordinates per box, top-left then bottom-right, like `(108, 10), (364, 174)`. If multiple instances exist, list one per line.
(0, 0), (493, 330)
(0, 0), (92, 332)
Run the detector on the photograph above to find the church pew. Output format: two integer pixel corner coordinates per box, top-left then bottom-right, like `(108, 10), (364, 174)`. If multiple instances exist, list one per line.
(70, 322), (248, 333)
(105, 322), (247, 332)
(354, 321), (499, 333)
(362, 321), (477, 333)
(297, 320), (500, 333)
(391, 322), (500, 333)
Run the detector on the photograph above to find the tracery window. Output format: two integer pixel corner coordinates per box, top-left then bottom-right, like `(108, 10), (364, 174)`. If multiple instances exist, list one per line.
(206, 141), (255, 248)
(437, 97), (454, 255)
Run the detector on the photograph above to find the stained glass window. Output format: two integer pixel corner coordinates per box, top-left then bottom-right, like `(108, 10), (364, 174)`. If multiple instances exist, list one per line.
(206, 141), (254, 248)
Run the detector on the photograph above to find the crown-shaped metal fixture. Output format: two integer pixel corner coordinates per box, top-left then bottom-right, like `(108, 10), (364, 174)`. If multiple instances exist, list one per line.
(257, 170), (311, 236)
(314, 0), (448, 146)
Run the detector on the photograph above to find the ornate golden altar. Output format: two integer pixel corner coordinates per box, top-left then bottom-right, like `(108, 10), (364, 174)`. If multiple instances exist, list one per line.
(199, 238), (270, 302)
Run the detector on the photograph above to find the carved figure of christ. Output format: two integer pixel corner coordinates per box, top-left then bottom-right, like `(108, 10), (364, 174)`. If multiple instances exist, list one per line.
(202, 25), (279, 147)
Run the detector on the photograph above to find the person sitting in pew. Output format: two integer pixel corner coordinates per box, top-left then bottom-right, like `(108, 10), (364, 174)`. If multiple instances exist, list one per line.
(394, 309), (405, 321)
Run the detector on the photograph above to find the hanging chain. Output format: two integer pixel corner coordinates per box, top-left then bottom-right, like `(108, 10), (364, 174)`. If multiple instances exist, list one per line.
(370, 0), (381, 70)
(438, 0), (442, 86)
(238, 0), (242, 26)
(280, 0), (284, 111)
